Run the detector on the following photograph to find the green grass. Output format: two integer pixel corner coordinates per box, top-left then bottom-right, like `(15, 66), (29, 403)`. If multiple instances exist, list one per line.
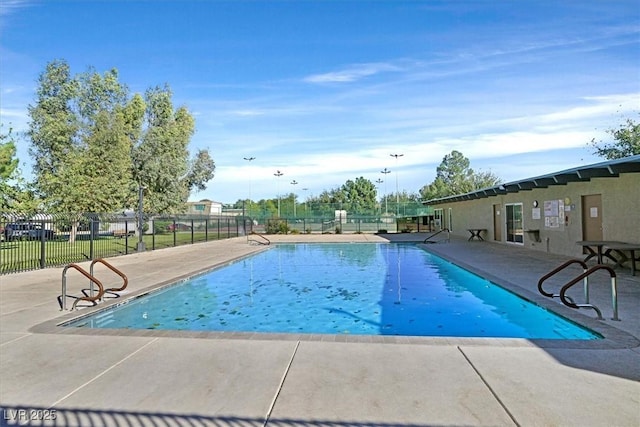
(0, 231), (238, 274)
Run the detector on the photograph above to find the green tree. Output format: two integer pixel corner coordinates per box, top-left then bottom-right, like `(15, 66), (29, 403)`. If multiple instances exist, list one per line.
(420, 150), (501, 200)
(0, 125), (36, 211)
(27, 62), (132, 214)
(132, 85), (215, 214)
(340, 177), (377, 215)
(591, 117), (640, 159)
(0, 127), (19, 183)
(27, 60), (79, 206)
(473, 169), (502, 190)
(27, 60), (216, 218)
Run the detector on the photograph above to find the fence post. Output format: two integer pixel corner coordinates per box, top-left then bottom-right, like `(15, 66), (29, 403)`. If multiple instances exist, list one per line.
(191, 219), (194, 244)
(124, 221), (129, 255)
(39, 219), (46, 269)
(173, 219), (177, 247)
(89, 219), (95, 260)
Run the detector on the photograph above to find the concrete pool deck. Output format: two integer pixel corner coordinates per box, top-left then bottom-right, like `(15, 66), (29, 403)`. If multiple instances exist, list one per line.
(1, 233), (638, 426)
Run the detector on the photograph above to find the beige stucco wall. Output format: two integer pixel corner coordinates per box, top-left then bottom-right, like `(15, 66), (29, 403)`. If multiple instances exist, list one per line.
(428, 172), (640, 258)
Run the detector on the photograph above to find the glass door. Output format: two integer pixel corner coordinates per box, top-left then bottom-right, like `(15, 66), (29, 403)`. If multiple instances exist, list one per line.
(506, 203), (523, 244)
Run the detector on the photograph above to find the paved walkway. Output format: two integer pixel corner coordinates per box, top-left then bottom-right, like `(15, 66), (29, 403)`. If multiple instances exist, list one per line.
(1, 234), (638, 426)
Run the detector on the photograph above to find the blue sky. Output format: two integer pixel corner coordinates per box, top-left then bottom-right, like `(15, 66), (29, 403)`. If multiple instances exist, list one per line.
(1, 1), (639, 204)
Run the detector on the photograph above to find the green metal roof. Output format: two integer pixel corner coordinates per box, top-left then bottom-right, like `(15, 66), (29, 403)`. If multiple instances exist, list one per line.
(424, 154), (640, 205)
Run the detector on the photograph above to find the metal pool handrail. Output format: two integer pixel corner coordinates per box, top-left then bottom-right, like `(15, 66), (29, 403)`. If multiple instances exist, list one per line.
(423, 228), (450, 244)
(537, 259), (588, 303)
(90, 258), (128, 296)
(248, 231), (271, 245)
(559, 265), (619, 321)
(61, 264), (104, 311)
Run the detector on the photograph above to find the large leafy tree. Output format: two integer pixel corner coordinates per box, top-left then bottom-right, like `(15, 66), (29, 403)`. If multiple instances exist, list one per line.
(26, 60), (216, 217)
(27, 60), (79, 208)
(420, 150), (501, 201)
(0, 125), (36, 211)
(340, 177), (377, 214)
(27, 61), (131, 213)
(590, 117), (640, 159)
(132, 85), (215, 213)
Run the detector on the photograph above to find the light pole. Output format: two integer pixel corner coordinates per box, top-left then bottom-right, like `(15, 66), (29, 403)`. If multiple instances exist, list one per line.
(302, 188), (309, 218)
(243, 157), (255, 218)
(274, 170), (283, 217)
(290, 180), (298, 218)
(390, 153), (404, 217)
(375, 178), (383, 216)
(381, 168), (391, 215)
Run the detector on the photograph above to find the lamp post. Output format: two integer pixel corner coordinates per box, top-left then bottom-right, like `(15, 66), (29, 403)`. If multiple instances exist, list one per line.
(243, 157), (255, 218)
(136, 185), (146, 252)
(274, 170), (284, 217)
(381, 168), (391, 215)
(390, 153), (404, 217)
(375, 178), (383, 216)
(302, 187), (309, 218)
(290, 180), (298, 218)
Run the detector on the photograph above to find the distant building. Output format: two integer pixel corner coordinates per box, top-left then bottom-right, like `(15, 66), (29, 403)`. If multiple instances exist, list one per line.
(185, 199), (223, 217)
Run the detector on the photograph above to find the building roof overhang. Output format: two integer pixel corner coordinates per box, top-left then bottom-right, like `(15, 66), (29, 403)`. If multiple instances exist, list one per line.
(424, 154), (640, 205)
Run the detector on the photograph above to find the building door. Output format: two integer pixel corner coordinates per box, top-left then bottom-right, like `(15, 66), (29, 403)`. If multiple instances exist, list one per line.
(505, 203), (523, 244)
(581, 194), (603, 241)
(434, 208), (443, 230)
(493, 204), (502, 241)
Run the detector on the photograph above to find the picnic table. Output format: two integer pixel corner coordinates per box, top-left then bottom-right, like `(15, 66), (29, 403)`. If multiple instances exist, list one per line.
(467, 228), (486, 241)
(603, 242), (640, 276)
(576, 240), (622, 264)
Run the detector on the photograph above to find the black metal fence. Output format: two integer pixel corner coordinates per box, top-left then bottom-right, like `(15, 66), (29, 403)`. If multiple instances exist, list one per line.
(1, 212), (435, 275)
(0, 213), (252, 275)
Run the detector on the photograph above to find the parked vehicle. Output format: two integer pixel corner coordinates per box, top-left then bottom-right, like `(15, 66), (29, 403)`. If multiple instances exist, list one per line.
(166, 223), (192, 231)
(27, 228), (55, 240)
(3, 223), (54, 241)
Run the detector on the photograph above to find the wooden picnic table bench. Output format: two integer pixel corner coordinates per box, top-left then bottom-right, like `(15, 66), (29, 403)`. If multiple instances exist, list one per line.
(603, 242), (640, 276)
(467, 228), (486, 241)
(113, 229), (135, 239)
(575, 240), (623, 264)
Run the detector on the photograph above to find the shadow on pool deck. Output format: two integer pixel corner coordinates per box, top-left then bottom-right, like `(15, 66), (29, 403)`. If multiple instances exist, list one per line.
(1, 233), (639, 427)
(0, 404), (440, 427)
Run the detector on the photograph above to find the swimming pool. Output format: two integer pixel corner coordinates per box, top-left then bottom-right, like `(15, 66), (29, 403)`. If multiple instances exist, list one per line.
(67, 243), (599, 339)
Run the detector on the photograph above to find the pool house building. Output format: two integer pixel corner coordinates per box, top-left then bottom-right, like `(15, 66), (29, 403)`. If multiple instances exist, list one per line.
(422, 155), (640, 260)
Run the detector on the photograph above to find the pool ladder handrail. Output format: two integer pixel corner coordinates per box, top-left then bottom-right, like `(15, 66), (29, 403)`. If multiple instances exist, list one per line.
(61, 259), (128, 311)
(423, 228), (450, 244)
(538, 260), (619, 321)
(61, 264), (105, 311)
(248, 231), (270, 245)
(559, 265), (618, 321)
(90, 258), (129, 295)
(537, 259), (586, 304)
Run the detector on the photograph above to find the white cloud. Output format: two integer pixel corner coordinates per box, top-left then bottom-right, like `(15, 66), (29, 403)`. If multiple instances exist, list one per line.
(304, 62), (402, 84)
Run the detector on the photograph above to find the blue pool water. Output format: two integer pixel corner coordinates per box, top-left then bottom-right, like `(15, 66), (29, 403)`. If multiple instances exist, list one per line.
(68, 243), (599, 339)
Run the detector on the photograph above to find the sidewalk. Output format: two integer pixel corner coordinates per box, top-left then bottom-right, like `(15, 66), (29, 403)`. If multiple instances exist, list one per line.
(1, 234), (638, 426)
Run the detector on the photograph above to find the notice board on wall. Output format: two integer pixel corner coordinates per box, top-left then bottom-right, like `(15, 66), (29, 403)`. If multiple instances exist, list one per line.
(544, 199), (565, 229)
